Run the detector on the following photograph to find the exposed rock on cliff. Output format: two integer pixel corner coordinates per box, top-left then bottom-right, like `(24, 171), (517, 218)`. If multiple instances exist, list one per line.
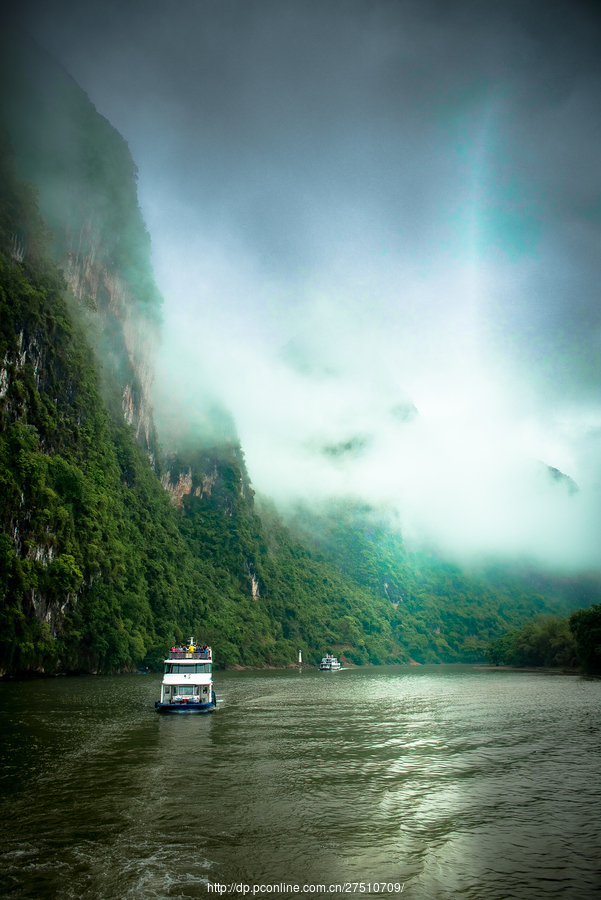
(63, 216), (159, 456)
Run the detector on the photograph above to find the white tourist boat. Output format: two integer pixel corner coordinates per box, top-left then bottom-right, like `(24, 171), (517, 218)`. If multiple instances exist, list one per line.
(155, 639), (217, 713)
(319, 653), (342, 671)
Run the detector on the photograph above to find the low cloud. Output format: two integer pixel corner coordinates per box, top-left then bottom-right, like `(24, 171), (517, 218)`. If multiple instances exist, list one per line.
(15, 0), (601, 570)
(152, 225), (601, 570)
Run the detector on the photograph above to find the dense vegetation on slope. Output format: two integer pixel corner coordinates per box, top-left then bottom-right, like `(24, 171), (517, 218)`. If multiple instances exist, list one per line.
(484, 604), (601, 672)
(285, 500), (597, 664)
(153, 448), (405, 668)
(0, 130), (199, 672)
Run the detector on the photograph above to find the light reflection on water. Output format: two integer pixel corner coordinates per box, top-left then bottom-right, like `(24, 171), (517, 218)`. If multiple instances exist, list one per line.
(0, 666), (599, 899)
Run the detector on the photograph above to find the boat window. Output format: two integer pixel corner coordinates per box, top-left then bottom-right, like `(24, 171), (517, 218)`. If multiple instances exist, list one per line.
(177, 686), (198, 696)
(164, 663), (211, 674)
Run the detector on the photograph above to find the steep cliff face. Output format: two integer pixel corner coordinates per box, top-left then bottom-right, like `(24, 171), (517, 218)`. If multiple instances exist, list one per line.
(161, 445), (251, 509)
(0, 25), (160, 462)
(62, 214), (159, 460)
(0, 113), (205, 674)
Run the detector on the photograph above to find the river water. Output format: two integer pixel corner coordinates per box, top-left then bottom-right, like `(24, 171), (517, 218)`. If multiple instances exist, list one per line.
(0, 666), (599, 900)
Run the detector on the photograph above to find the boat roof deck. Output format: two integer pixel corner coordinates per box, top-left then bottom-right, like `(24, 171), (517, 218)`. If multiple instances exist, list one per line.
(166, 649), (211, 660)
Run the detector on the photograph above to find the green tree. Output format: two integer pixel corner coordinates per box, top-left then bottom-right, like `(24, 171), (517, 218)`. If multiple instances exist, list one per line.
(570, 604), (601, 673)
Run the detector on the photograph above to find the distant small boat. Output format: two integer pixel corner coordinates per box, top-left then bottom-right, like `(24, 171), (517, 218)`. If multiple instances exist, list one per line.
(155, 638), (217, 713)
(319, 653), (342, 671)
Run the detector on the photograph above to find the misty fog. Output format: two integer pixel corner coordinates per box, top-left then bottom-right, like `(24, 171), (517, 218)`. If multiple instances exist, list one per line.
(13, 0), (601, 569)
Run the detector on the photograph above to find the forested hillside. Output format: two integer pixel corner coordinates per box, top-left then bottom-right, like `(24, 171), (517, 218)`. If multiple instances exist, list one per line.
(285, 500), (598, 663)
(1, 27), (598, 677)
(484, 604), (601, 672)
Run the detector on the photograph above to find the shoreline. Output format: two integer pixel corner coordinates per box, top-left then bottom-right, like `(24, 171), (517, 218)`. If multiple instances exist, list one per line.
(3, 662), (599, 681)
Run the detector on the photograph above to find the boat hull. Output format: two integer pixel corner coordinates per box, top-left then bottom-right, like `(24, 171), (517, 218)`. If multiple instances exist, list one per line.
(155, 701), (217, 714)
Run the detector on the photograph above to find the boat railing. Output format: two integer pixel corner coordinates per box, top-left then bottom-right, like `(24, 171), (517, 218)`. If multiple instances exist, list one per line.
(167, 650), (211, 660)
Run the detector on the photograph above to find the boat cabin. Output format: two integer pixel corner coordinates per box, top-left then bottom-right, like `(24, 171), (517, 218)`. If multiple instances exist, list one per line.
(159, 643), (213, 706)
(319, 653), (342, 671)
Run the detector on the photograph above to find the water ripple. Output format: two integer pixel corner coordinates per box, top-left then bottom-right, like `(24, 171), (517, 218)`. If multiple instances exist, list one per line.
(0, 667), (599, 899)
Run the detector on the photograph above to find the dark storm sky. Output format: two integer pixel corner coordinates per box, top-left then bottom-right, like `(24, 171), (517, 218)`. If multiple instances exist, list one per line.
(10, 0), (601, 567)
